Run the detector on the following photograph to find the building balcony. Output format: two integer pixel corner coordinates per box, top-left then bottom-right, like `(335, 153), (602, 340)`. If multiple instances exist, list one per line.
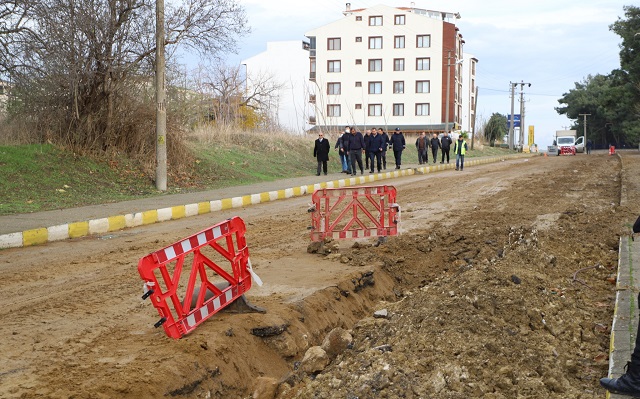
(309, 94), (316, 103)
(308, 116), (316, 125)
(309, 72), (316, 81)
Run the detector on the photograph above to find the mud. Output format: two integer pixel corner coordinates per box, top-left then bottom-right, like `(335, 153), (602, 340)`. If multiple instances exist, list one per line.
(1, 152), (639, 399)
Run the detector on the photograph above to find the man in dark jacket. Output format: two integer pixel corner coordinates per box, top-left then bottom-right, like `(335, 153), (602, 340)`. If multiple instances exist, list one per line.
(368, 128), (385, 173)
(335, 127), (351, 173)
(390, 128), (406, 169)
(313, 132), (331, 176)
(379, 128), (390, 169)
(363, 130), (371, 170)
(346, 126), (365, 176)
(430, 133), (441, 164)
(440, 131), (453, 163)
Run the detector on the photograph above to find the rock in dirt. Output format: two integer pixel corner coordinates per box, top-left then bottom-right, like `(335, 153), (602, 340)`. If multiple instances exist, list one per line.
(373, 309), (389, 319)
(321, 327), (353, 359)
(252, 376), (279, 399)
(301, 346), (330, 374)
(251, 324), (288, 337)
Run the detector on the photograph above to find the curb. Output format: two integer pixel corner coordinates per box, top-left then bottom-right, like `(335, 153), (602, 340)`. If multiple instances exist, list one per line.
(0, 154), (530, 249)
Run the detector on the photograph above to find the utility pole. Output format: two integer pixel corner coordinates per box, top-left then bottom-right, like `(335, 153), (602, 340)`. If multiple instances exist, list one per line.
(519, 88), (525, 149)
(508, 82), (516, 150)
(579, 113), (591, 154)
(155, 0), (167, 191)
(471, 86), (478, 150)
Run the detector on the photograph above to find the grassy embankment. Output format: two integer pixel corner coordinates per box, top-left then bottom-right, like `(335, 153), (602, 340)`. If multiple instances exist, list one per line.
(0, 130), (514, 216)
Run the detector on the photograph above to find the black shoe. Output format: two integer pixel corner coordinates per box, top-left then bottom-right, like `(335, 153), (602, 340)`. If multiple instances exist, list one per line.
(455, 168), (459, 171)
(352, 173), (356, 176)
(324, 173), (327, 175)
(440, 161), (444, 164)
(601, 373), (640, 397)
(316, 173), (320, 176)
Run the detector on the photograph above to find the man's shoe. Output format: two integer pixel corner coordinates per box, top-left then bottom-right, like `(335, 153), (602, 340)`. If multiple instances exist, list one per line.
(316, 173), (320, 176)
(455, 168), (459, 171)
(601, 374), (640, 397)
(440, 161), (444, 164)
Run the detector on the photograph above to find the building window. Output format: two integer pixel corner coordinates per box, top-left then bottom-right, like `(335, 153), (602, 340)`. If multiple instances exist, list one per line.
(416, 35), (431, 48)
(368, 59), (382, 72)
(368, 104), (382, 116)
(356, 16), (362, 21)
(328, 60), (341, 72)
(355, 59), (362, 65)
(368, 36), (382, 49)
(394, 35), (405, 49)
(415, 80), (430, 93)
(394, 15), (405, 25)
(369, 16), (382, 26)
(368, 81), (382, 94)
(328, 38), (341, 50)
(355, 81), (362, 87)
(393, 81), (404, 94)
(415, 103), (430, 116)
(356, 36), (362, 42)
(328, 104), (341, 117)
(355, 104), (362, 110)
(393, 103), (404, 116)
(416, 58), (430, 71)
(393, 58), (405, 71)
(327, 82), (341, 95)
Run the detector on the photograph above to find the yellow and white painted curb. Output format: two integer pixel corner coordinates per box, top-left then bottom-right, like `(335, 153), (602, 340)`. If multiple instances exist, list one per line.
(0, 154), (529, 249)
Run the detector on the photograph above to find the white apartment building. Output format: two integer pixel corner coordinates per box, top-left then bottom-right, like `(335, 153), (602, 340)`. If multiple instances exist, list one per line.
(241, 41), (312, 133)
(305, 3), (476, 134)
(461, 53), (479, 134)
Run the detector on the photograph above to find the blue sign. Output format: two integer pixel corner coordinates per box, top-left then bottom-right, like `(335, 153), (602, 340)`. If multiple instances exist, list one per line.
(506, 114), (521, 129)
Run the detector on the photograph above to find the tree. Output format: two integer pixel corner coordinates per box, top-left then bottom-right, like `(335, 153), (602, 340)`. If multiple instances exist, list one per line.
(483, 113), (507, 147)
(555, 6), (640, 148)
(1, 0), (249, 153)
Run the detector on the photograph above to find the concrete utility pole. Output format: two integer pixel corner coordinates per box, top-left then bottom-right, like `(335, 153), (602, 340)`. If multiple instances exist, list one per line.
(155, 0), (167, 191)
(508, 82), (516, 150)
(579, 113), (591, 154)
(471, 86), (478, 150)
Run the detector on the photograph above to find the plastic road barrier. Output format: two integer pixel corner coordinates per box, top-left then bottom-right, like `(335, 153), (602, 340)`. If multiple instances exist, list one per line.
(138, 217), (254, 339)
(309, 185), (399, 242)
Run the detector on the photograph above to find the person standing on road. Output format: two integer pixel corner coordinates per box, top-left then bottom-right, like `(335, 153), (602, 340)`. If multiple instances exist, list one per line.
(415, 132), (429, 165)
(346, 126), (365, 176)
(390, 127), (406, 169)
(430, 133), (441, 164)
(587, 138), (593, 155)
(441, 131), (453, 163)
(368, 128), (384, 173)
(601, 215), (640, 397)
(453, 134), (468, 171)
(336, 127), (351, 173)
(313, 132), (331, 176)
(379, 128), (390, 170)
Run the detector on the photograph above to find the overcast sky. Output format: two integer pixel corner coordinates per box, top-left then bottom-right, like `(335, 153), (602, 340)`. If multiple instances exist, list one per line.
(222, 0), (628, 147)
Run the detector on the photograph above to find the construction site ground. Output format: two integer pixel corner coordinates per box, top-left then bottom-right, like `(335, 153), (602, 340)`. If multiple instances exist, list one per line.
(2, 150), (640, 399)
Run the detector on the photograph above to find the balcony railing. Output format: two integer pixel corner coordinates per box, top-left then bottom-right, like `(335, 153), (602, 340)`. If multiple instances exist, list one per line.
(309, 94), (316, 103)
(308, 116), (316, 125)
(309, 72), (316, 81)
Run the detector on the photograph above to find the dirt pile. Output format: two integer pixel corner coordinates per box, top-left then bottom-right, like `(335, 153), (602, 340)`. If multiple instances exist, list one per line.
(1, 152), (639, 399)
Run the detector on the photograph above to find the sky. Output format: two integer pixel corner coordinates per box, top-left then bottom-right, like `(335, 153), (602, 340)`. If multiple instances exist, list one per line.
(219, 0), (628, 147)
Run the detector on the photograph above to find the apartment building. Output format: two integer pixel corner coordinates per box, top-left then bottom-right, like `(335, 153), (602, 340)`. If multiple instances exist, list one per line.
(305, 3), (476, 134)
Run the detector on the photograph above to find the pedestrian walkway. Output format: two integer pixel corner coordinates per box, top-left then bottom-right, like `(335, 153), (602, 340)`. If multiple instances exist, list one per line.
(0, 153), (529, 249)
(607, 236), (640, 399)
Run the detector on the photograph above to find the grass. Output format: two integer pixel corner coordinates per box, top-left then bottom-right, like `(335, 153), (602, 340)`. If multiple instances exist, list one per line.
(0, 135), (516, 216)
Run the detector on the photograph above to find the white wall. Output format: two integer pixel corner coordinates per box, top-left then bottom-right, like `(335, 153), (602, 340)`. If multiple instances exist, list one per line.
(242, 41), (312, 133)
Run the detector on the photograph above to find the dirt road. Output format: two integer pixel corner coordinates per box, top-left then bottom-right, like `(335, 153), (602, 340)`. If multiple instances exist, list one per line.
(1, 152), (638, 399)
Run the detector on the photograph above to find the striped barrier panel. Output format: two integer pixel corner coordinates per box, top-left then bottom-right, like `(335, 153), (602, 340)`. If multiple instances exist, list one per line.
(137, 216), (253, 339)
(309, 185), (399, 242)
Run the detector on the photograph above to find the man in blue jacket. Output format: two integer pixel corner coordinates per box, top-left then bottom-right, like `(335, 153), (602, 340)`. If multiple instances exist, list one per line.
(346, 126), (365, 176)
(390, 128), (406, 169)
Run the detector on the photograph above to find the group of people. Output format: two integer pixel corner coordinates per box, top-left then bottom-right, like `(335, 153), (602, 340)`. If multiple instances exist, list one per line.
(313, 127), (469, 176)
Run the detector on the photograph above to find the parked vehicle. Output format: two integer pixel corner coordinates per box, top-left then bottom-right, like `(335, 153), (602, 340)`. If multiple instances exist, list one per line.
(555, 130), (578, 155)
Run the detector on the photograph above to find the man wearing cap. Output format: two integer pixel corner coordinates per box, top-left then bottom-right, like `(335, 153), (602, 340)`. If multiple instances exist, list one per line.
(390, 127), (406, 169)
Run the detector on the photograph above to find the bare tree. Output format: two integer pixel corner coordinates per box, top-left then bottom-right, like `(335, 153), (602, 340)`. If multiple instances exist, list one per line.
(1, 0), (249, 153)
(193, 63), (284, 129)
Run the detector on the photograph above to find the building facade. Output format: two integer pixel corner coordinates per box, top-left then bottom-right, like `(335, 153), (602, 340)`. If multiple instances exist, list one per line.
(305, 3), (475, 134)
(241, 41), (312, 134)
